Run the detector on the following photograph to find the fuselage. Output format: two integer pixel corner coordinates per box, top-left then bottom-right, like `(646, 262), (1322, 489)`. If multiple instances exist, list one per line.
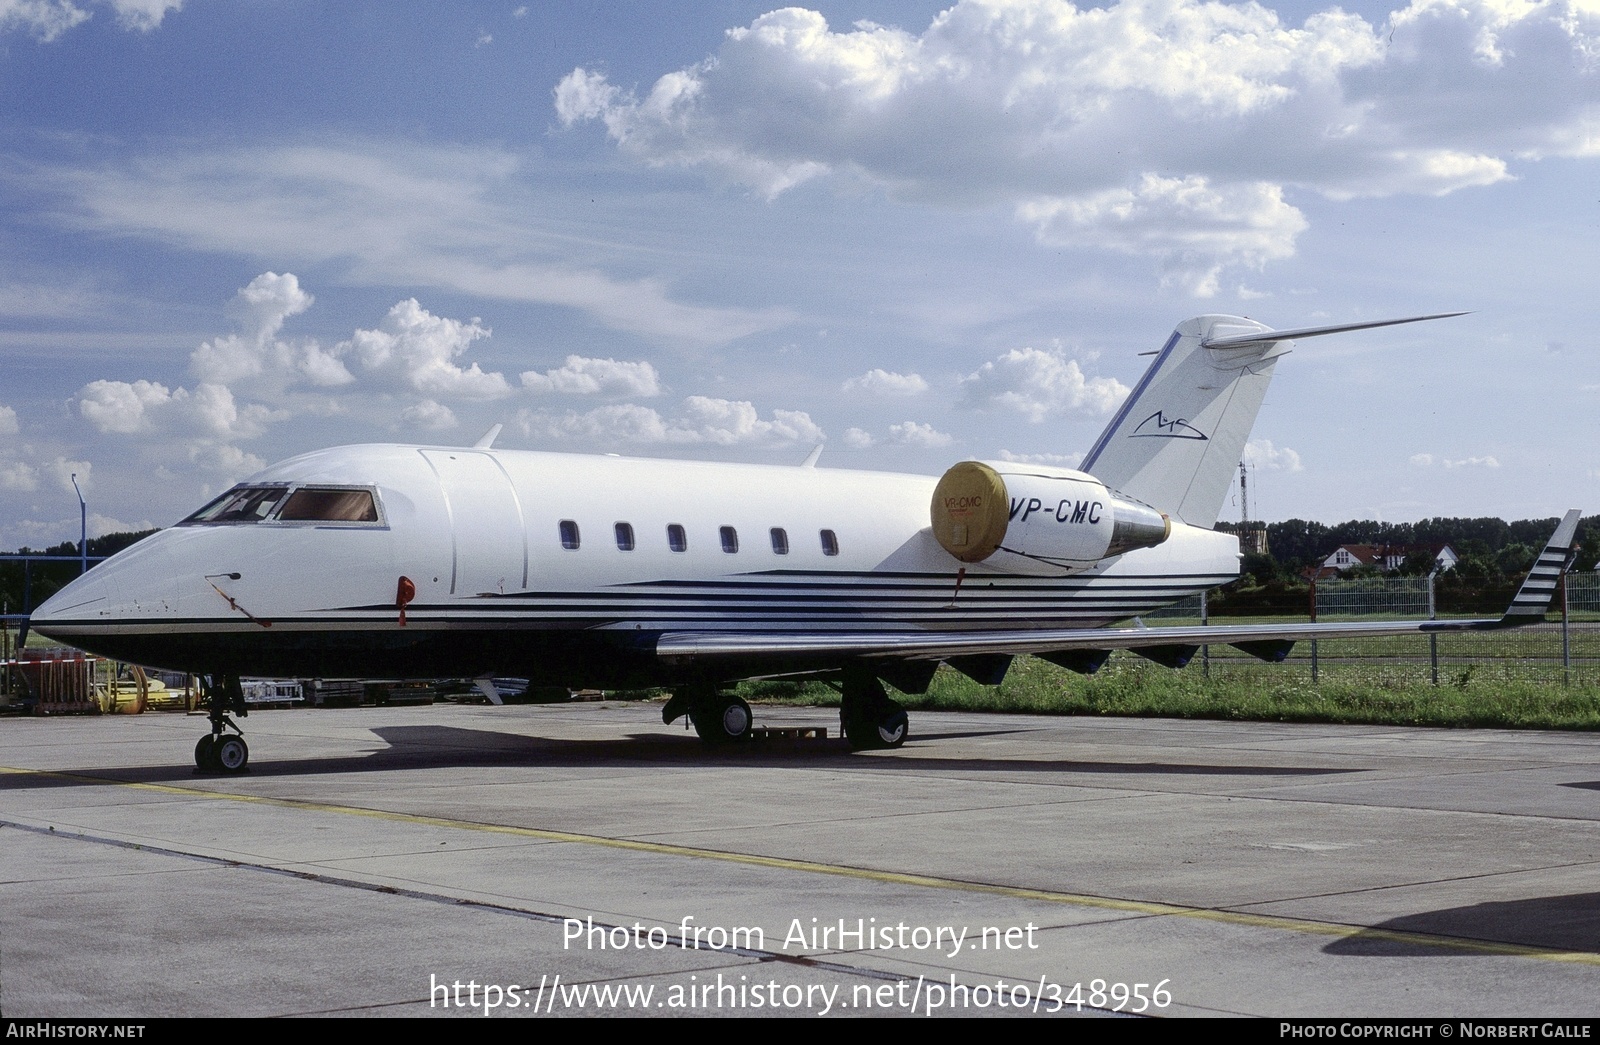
(30, 443), (1240, 685)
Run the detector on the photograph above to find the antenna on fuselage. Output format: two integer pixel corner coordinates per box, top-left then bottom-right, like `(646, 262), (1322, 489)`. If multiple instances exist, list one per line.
(474, 423), (503, 450)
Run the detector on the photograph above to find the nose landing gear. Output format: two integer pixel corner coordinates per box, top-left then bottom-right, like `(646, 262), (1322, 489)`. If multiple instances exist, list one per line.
(195, 674), (250, 773)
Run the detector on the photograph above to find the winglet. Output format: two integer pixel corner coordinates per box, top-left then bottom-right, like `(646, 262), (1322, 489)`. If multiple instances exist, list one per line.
(474, 423), (503, 450)
(1499, 509), (1583, 622)
(801, 444), (823, 468)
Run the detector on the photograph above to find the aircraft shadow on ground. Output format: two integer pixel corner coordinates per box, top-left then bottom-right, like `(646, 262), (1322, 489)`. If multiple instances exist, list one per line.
(0, 723), (1359, 788)
(1324, 893), (1600, 956)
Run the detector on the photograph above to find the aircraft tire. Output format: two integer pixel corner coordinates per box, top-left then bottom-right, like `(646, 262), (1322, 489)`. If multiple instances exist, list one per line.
(691, 695), (752, 744)
(215, 735), (250, 773)
(844, 701), (908, 751)
(194, 735), (218, 770)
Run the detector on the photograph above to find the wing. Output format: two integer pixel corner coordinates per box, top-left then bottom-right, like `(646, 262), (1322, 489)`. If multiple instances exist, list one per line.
(654, 510), (1582, 667)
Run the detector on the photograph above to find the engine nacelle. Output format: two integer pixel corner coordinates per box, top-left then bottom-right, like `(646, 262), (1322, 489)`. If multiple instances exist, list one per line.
(930, 460), (1170, 575)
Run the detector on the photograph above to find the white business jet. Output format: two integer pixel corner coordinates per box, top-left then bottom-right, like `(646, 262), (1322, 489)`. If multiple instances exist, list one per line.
(29, 313), (1582, 772)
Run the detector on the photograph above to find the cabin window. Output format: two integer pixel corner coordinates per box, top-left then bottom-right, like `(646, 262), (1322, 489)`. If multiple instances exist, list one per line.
(720, 526), (739, 553)
(770, 528), (789, 555)
(615, 522), (635, 551)
(667, 524), (687, 552)
(559, 520), (580, 550)
(820, 529), (839, 556)
(277, 488), (379, 523)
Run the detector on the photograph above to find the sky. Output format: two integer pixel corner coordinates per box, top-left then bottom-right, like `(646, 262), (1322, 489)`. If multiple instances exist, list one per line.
(0, 0), (1595, 548)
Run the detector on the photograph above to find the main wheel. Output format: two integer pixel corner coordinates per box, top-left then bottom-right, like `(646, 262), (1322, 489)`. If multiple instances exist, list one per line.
(194, 735), (218, 770)
(214, 735), (250, 772)
(844, 701), (908, 751)
(691, 695), (752, 744)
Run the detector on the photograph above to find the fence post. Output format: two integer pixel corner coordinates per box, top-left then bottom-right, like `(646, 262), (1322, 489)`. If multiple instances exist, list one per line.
(1562, 567), (1571, 687)
(1428, 568), (1439, 687)
(1201, 588), (1210, 679)
(1309, 577), (1318, 684)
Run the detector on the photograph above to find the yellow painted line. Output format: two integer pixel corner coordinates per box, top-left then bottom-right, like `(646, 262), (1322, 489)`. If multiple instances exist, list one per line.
(6, 764), (1599, 966)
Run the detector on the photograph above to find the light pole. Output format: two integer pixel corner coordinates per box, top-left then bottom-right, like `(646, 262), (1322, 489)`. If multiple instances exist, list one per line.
(70, 472), (86, 575)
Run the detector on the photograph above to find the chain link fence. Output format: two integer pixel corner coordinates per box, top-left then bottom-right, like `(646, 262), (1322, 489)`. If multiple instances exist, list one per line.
(1142, 571), (1600, 685)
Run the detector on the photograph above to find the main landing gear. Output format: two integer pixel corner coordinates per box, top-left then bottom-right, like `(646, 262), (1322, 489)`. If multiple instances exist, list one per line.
(839, 669), (909, 751)
(195, 674), (249, 773)
(663, 684), (754, 744)
(661, 673), (910, 751)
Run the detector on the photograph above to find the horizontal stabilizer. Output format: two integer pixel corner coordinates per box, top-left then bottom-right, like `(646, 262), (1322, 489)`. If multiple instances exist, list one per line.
(1498, 509), (1583, 622)
(1085, 311), (1468, 526)
(1200, 312), (1469, 350)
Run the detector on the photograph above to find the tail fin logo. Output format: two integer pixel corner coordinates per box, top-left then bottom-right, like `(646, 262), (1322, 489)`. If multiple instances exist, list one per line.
(1130, 410), (1208, 440)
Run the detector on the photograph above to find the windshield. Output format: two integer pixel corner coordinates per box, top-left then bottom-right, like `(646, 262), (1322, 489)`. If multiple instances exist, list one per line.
(181, 485), (382, 526)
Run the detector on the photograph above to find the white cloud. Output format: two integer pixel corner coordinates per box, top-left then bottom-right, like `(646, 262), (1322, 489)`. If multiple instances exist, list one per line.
(1411, 452), (1501, 469)
(45, 457), (90, 495)
(76, 379), (278, 440)
(842, 369), (929, 396)
(843, 427), (876, 448)
(78, 379), (176, 434)
(0, 0), (179, 40)
(559, 0), (1600, 284)
(521, 396), (823, 446)
(0, 0), (89, 40)
(521, 355), (661, 397)
(191, 273), (353, 388)
(997, 449), (1085, 468)
(401, 399), (459, 431)
(0, 460), (39, 491)
(105, 0), (180, 32)
(960, 346), (1128, 421)
(187, 443), (266, 479)
(0, 405), (17, 436)
(87, 511), (156, 538)
(345, 299), (511, 400)
(888, 420), (952, 448)
(1443, 455), (1500, 470)
(1018, 176), (1306, 297)
(46, 142), (790, 346)
(1243, 438), (1303, 473)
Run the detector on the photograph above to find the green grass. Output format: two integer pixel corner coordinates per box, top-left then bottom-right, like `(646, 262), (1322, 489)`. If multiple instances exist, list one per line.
(740, 653), (1600, 731)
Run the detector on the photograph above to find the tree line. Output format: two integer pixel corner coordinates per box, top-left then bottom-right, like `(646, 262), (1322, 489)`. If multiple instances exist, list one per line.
(0, 530), (158, 615)
(1214, 515), (1598, 616)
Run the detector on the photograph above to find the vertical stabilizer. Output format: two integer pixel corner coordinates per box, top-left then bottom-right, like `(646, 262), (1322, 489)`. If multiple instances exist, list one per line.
(1082, 312), (1465, 527)
(1081, 315), (1282, 527)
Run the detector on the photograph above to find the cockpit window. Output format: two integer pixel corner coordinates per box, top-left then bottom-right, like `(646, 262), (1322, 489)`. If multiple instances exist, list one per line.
(184, 486), (287, 524)
(180, 484), (384, 527)
(277, 488), (379, 522)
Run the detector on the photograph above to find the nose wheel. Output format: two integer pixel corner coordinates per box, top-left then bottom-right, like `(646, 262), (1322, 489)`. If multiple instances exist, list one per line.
(195, 674), (250, 773)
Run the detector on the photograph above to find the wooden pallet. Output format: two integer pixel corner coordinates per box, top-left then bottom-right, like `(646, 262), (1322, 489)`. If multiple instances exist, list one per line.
(750, 725), (828, 741)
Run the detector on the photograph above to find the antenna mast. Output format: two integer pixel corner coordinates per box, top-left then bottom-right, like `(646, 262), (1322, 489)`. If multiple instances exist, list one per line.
(1239, 460), (1249, 524)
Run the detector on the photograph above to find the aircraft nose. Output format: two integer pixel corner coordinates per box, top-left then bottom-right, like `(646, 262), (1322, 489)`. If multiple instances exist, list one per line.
(29, 571), (109, 633)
